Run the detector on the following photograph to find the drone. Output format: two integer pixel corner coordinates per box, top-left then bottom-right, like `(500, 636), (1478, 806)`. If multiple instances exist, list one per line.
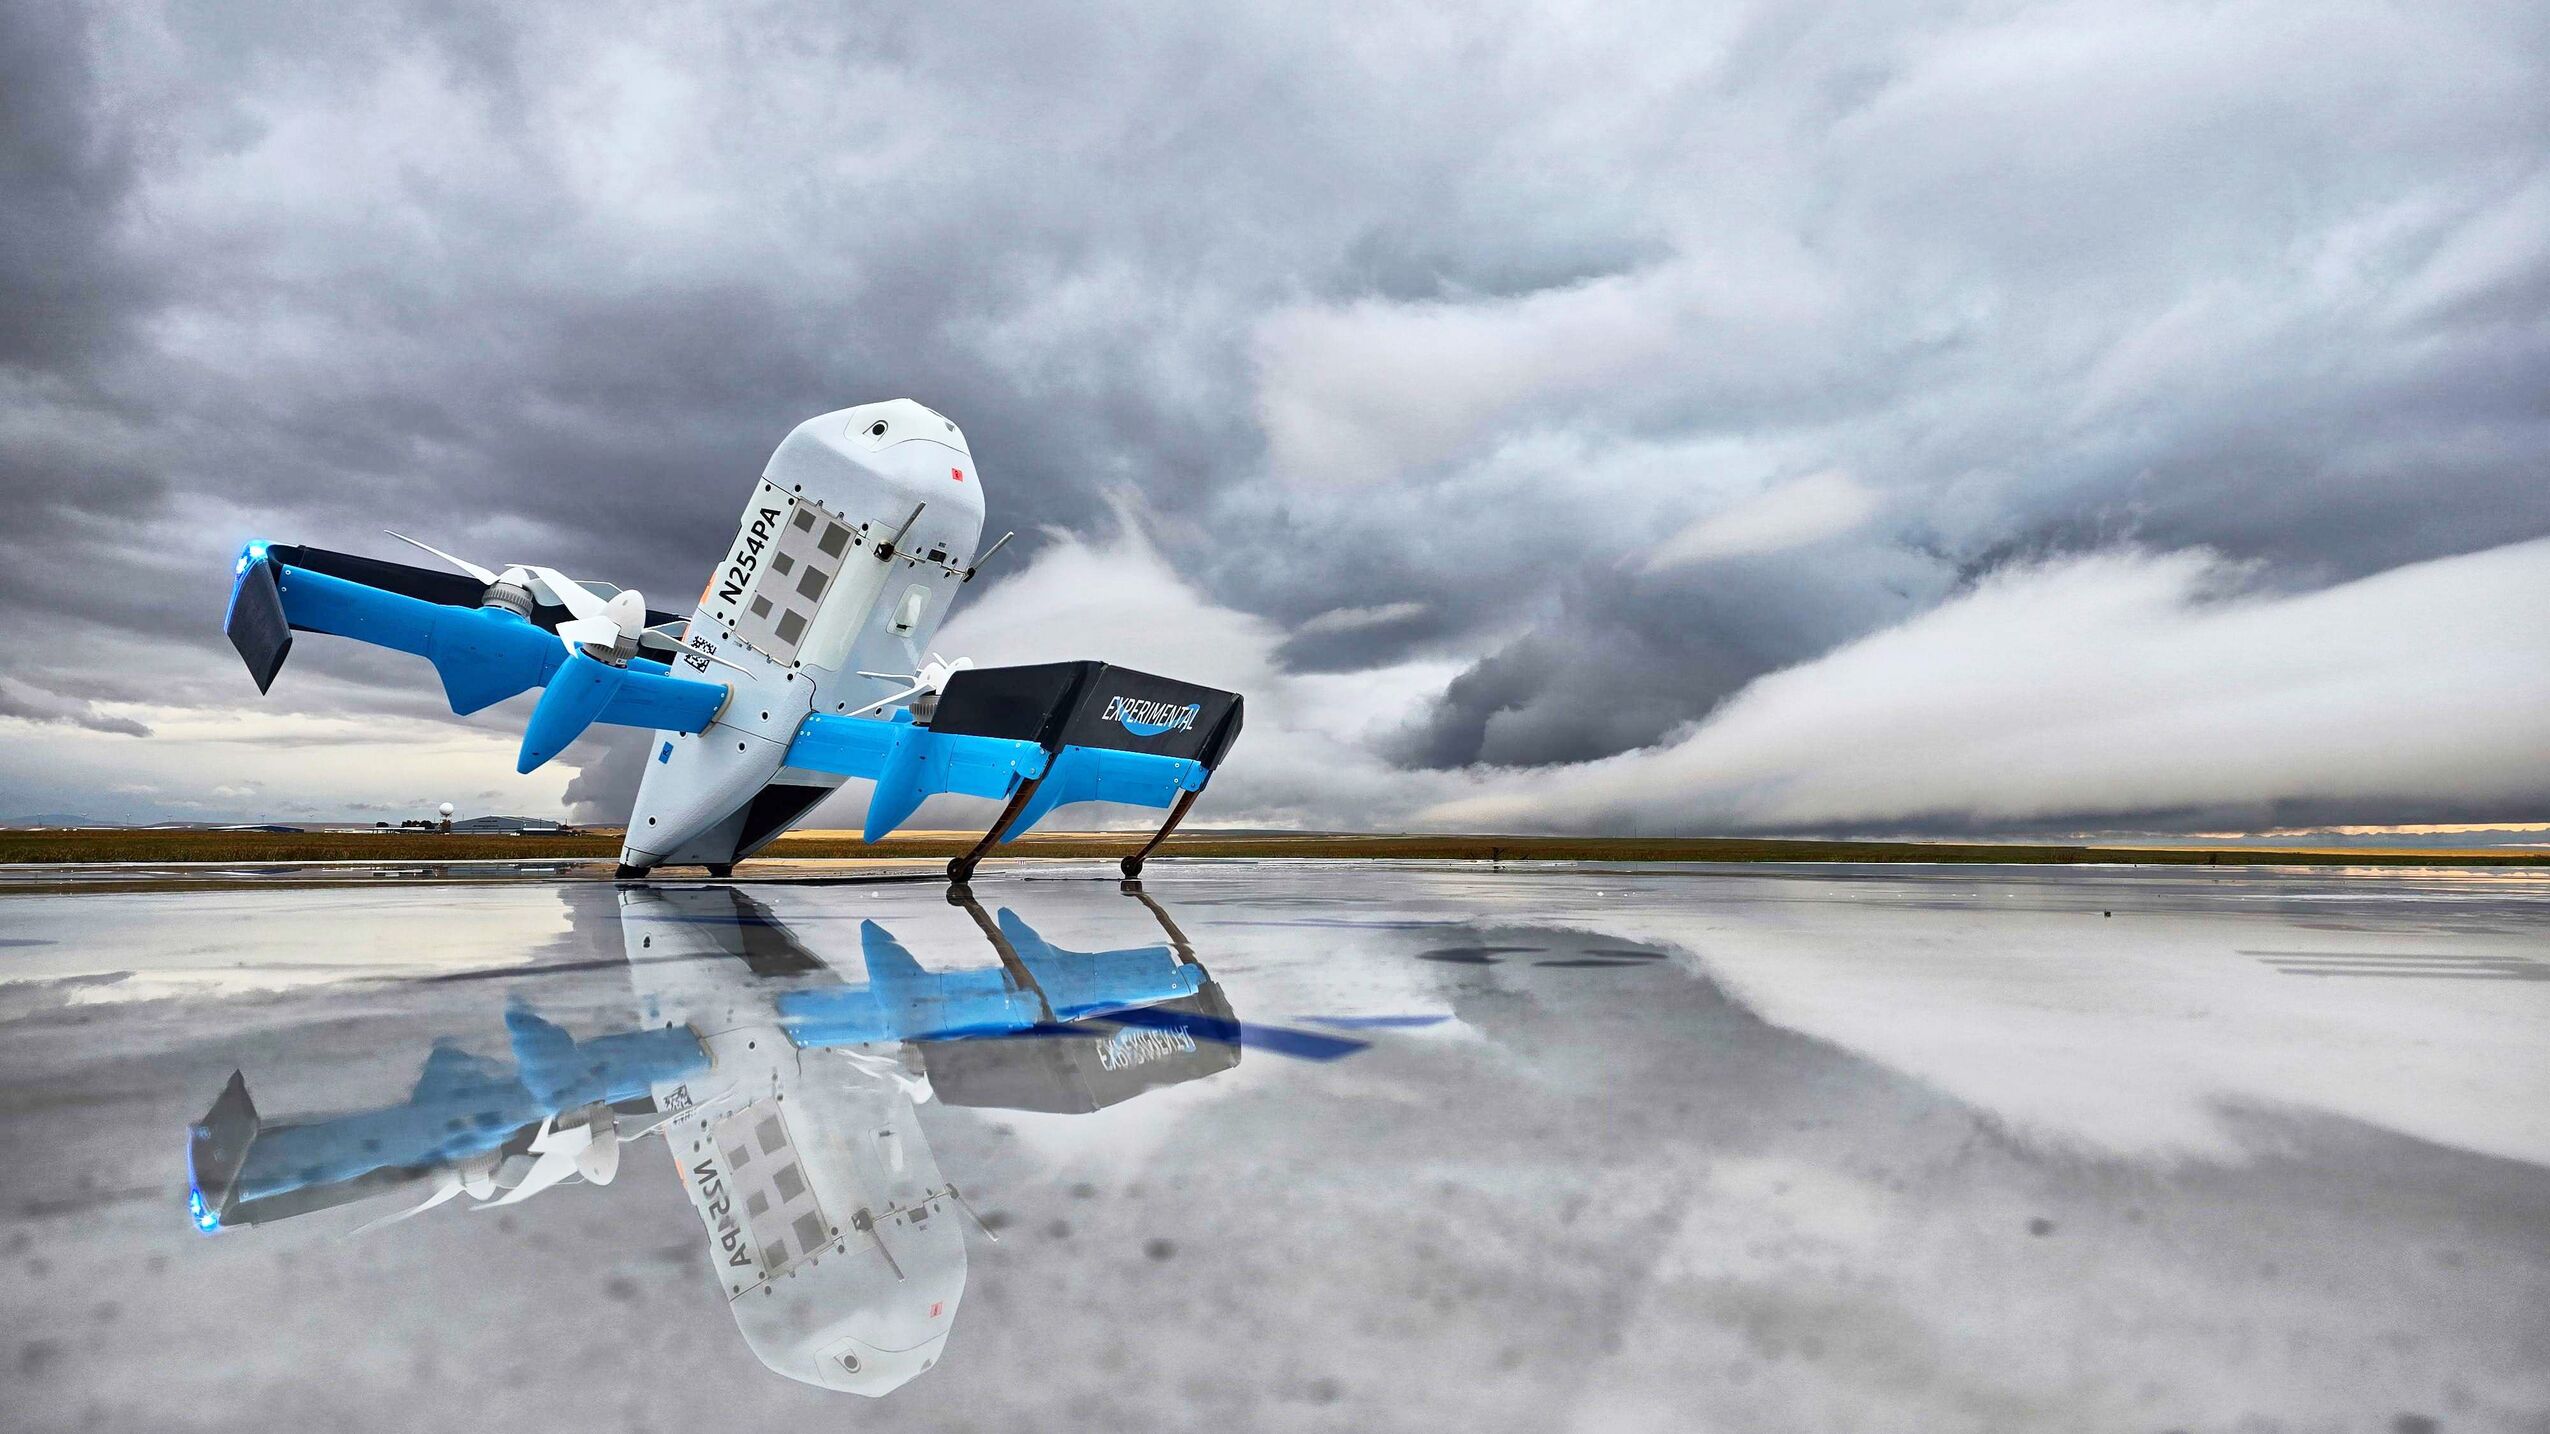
(224, 400), (1242, 881)
(184, 887), (1200, 1394)
(183, 883), (1370, 1393)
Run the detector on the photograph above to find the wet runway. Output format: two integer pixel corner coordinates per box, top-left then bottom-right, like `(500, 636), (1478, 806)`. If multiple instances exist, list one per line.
(2, 862), (2545, 1433)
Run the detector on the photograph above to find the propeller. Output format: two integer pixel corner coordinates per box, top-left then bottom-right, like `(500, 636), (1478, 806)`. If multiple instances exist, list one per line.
(508, 568), (662, 774)
(388, 531), (767, 772)
(345, 1150), (501, 1236)
(383, 530), (548, 596)
(474, 1105), (616, 1209)
(385, 530), (764, 675)
(536, 569), (651, 656)
(574, 1104), (622, 1186)
(846, 654), (974, 718)
(347, 1171), (465, 1235)
(385, 532), (654, 655)
(347, 1103), (702, 1233)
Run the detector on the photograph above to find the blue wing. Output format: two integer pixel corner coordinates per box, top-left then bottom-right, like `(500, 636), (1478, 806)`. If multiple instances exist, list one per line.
(783, 711), (1052, 840)
(998, 745), (1206, 841)
(781, 710), (1209, 842)
(227, 545), (727, 768)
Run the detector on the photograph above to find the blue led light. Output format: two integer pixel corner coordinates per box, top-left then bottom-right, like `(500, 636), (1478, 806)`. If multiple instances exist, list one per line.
(188, 1187), (220, 1234)
(246, 540), (269, 559)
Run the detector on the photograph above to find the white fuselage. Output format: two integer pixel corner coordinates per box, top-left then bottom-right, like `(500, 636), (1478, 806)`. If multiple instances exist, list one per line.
(622, 886), (966, 1395)
(622, 400), (986, 869)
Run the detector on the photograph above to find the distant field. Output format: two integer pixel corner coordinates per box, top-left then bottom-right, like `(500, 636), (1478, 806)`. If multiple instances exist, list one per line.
(2, 827), (2543, 867)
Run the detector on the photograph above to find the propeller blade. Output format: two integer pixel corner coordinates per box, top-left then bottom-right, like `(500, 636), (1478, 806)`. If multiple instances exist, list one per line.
(574, 1107), (620, 1186)
(383, 531), (498, 585)
(844, 655), (973, 717)
(348, 1173), (465, 1235)
(532, 571), (648, 656)
(474, 1115), (596, 1209)
(518, 649), (629, 772)
(555, 615), (622, 648)
(843, 681), (931, 719)
(836, 1047), (935, 1103)
(473, 1152), (582, 1207)
(525, 565), (610, 622)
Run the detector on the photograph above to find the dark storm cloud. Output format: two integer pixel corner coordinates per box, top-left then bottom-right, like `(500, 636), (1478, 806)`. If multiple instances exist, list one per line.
(0, 676), (149, 738)
(1385, 541), (1940, 769)
(1425, 540), (2550, 835)
(1, 0), (2543, 830)
(0, 3), (148, 373)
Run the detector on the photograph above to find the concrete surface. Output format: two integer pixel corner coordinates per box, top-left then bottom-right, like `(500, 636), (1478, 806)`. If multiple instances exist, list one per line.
(1, 861), (2544, 1433)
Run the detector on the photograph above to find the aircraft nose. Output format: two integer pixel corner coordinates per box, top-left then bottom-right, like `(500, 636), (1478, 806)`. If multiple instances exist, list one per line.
(845, 399), (968, 457)
(799, 1332), (945, 1395)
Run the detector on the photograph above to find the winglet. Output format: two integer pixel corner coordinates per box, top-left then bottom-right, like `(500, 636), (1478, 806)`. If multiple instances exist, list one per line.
(225, 552), (293, 694)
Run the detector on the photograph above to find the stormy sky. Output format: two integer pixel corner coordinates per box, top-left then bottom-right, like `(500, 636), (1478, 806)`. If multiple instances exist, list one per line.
(3, 0), (2545, 834)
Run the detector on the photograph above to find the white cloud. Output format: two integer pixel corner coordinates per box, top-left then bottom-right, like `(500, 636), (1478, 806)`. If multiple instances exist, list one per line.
(1647, 470), (1881, 568)
(1429, 538), (2550, 832)
(9, 0), (2545, 832)
(1254, 270), (1693, 484)
(927, 509), (1467, 830)
(1295, 601), (1430, 637)
(0, 698), (577, 825)
(885, 517), (2550, 838)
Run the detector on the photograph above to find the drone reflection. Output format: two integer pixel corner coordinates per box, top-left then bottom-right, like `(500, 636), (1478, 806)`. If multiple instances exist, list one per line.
(184, 882), (1363, 1395)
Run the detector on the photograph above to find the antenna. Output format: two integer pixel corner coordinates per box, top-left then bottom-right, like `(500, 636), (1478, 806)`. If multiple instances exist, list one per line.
(962, 531), (1014, 583)
(874, 503), (926, 560)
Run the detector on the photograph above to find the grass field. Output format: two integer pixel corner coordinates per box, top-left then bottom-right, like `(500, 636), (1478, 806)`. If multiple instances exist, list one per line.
(2, 827), (2542, 868)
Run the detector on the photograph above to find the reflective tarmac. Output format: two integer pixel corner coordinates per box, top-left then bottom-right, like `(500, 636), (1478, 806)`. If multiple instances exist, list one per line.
(1, 862), (2545, 1432)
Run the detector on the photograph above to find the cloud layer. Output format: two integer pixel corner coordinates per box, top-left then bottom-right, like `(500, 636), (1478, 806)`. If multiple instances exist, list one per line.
(1, 1), (2543, 830)
(1430, 538), (2550, 834)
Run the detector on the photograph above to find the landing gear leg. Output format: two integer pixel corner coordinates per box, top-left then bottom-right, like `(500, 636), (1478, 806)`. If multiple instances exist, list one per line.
(704, 863), (733, 879)
(947, 775), (1045, 886)
(1120, 788), (1201, 881)
(613, 863), (649, 880)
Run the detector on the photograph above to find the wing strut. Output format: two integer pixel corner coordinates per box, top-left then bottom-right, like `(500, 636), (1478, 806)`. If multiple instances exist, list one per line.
(946, 774), (1046, 886)
(1118, 787), (1202, 881)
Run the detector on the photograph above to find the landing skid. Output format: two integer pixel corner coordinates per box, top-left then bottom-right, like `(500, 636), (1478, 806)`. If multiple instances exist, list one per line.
(623, 723), (1215, 888)
(946, 777), (1044, 886)
(944, 782), (1202, 886)
(1117, 788), (1200, 880)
